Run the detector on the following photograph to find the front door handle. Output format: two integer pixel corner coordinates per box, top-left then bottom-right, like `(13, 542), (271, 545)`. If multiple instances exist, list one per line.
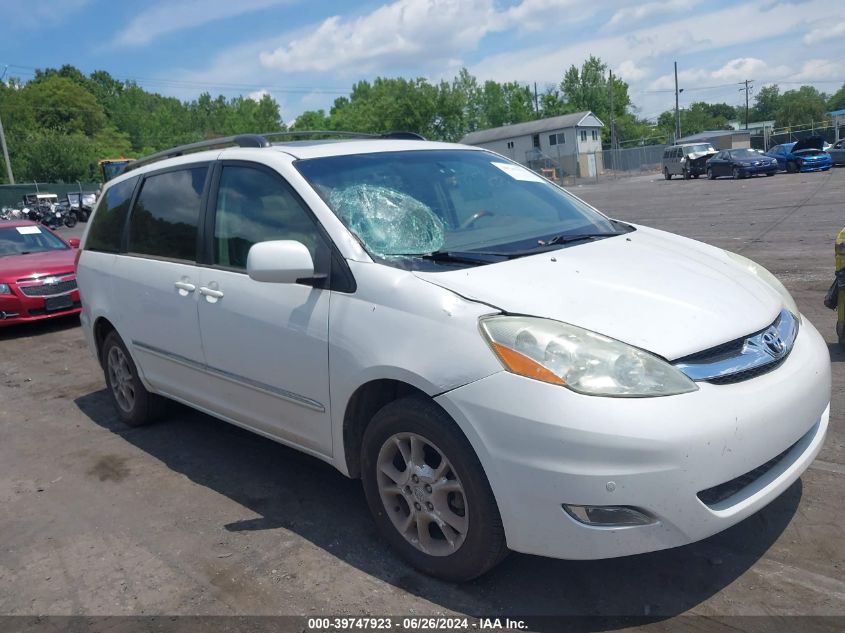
(174, 280), (196, 295)
(199, 286), (224, 302)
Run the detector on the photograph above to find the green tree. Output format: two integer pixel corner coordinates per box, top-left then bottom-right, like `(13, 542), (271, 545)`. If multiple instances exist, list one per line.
(752, 84), (781, 121)
(21, 76), (106, 136)
(827, 83), (845, 111)
(775, 86), (828, 127)
(290, 109), (331, 131)
(14, 130), (97, 182)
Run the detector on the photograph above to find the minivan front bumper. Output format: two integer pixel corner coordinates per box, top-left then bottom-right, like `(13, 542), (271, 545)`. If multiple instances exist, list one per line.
(435, 316), (830, 560)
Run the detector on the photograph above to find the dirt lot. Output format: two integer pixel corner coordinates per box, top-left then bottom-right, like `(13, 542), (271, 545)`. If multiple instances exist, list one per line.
(1, 168), (844, 630)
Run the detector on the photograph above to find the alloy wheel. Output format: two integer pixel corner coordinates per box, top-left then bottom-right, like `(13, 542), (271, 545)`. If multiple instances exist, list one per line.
(376, 432), (468, 557)
(107, 346), (136, 413)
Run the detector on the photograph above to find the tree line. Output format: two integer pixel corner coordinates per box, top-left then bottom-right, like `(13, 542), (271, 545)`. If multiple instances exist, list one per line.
(1, 59), (843, 183)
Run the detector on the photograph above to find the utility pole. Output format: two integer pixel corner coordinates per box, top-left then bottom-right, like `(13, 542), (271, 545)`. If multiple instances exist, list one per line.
(740, 79), (754, 129)
(608, 69), (615, 150)
(533, 82), (539, 118)
(674, 61), (681, 142)
(0, 65), (13, 184)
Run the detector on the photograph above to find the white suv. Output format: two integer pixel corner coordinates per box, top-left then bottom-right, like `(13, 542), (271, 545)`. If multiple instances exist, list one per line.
(77, 134), (830, 581)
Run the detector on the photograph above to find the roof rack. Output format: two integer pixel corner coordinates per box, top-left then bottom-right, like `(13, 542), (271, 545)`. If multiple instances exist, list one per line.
(120, 130), (426, 175)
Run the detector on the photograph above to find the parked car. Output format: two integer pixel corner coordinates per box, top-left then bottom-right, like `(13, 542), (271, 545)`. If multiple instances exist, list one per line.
(0, 220), (81, 326)
(765, 137), (833, 173)
(661, 142), (718, 179)
(706, 148), (779, 179)
(77, 135), (830, 581)
(828, 139), (845, 166)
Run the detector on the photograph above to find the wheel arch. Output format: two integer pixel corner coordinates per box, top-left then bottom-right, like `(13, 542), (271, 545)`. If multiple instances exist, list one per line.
(93, 316), (118, 367)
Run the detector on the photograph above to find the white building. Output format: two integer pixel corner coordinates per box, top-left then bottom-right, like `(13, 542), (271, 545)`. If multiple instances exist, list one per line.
(460, 111), (605, 178)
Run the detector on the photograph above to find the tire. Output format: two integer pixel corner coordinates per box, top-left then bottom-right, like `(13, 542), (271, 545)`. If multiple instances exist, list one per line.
(765, 172), (774, 177)
(663, 168), (671, 180)
(64, 214), (77, 228)
(693, 174), (700, 179)
(101, 331), (166, 427)
(683, 168), (690, 180)
(361, 395), (508, 582)
(786, 161), (798, 173)
(732, 167), (741, 180)
(707, 167), (715, 180)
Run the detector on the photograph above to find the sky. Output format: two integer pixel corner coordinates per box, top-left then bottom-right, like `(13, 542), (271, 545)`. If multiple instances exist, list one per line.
(0, 0), (843, 125)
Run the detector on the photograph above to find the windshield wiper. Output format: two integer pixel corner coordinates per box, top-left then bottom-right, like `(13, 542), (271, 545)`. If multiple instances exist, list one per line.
(543, 232), (626, 246)
(419, 250), (509, 265)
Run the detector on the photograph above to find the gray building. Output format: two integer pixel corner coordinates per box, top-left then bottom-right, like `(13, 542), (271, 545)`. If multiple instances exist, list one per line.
(460, 111), (605, 178)
(676, 129), (751, 150)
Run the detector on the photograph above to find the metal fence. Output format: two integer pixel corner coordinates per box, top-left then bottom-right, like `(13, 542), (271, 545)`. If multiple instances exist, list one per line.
(750, 122), (840, 150)
(527, 145), (667, 184)
(0, 182), (99, 208)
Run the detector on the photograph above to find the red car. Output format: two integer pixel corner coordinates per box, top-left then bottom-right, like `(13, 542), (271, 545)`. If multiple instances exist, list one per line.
(0, 220), (82, 326)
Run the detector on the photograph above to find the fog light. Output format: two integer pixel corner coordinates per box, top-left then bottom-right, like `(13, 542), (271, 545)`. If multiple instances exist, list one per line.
(562, 504), (654, 526)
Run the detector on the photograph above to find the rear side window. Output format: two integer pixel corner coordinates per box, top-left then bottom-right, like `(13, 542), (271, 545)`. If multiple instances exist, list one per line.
(85, 176), (138, 253)
(128, 167), (207, 261)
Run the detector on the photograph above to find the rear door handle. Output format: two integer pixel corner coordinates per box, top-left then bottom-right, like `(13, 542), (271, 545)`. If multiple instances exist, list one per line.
(174, 281), (196, 295)
(199, 287), (224, 299)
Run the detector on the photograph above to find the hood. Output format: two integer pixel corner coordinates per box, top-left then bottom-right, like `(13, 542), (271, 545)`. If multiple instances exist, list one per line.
(0, 249), (76, 281)
(687, 150), (717, 161)
(791, 136), (824, 153)
(413, 226), (783, 360)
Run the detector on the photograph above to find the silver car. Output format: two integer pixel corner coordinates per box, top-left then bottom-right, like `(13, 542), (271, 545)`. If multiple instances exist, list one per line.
(662, 143), (718, 180)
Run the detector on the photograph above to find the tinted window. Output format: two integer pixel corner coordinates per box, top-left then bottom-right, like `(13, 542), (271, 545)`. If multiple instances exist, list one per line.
(213, 165), (325, 270)
(128, 167), (207, 261)
(85, 176), (138, 253)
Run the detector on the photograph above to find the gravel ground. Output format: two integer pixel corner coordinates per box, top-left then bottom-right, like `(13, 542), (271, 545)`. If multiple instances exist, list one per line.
(1, 167), (843, 631)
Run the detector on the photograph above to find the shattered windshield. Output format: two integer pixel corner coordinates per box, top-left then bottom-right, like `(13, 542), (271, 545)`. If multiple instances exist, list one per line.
(294, 150), (619, 261)
(684, 144), (715, 155)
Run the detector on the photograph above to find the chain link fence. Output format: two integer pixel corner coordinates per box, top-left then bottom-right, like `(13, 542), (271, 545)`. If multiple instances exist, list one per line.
(527, 145), (667, 184)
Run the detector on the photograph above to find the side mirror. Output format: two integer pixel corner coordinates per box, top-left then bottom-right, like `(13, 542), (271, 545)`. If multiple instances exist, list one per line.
(247, 240), (314, 284)
(67, 238), (81, 248)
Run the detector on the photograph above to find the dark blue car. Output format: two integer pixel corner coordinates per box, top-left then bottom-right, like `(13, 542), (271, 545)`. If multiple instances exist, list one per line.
(765, 136), (833, 173)
(705, 148), (779, 179)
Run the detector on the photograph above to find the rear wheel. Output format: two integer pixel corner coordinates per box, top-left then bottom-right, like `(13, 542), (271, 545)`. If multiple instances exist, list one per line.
(707, 167), (715, 180)
(663, 167), (671, 180)
(361, 395), (507, 581)
(101, 331), (166, 427)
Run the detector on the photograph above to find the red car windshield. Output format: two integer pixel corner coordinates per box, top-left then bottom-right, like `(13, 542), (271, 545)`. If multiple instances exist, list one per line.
(0, 226), (68, 257)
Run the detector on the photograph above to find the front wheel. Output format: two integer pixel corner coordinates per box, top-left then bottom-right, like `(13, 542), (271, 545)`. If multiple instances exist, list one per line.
(786, 161), (798, 173)
(683, 168), (690, 180)
(707, 167), (715, 180)
(732, 167), (742, 180)
(64, 214), (77, 228)
(361, 395), (507, 581)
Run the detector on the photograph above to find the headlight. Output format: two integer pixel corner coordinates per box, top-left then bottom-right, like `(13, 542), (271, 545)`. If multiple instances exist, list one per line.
(0, 284), (11, 295)
(724, 250), (799, 318)
(479, 316), (698, 397)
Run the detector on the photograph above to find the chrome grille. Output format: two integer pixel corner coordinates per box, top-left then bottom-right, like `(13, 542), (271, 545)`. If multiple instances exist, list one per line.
(18, 277), (77, 297)
(674, 310), (798, 384)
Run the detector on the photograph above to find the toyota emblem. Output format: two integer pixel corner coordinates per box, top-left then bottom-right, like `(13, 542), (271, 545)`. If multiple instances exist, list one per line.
(761, 328), (786, 359)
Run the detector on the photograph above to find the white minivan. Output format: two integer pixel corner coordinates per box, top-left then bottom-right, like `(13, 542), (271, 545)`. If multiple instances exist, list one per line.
(77, 134), (830, 581)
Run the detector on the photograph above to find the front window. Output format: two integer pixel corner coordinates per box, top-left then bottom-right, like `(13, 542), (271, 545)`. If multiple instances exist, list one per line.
(683, 144), (715, 155)
(0, 225), (68, 257)
(295, 150), (623, 266)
